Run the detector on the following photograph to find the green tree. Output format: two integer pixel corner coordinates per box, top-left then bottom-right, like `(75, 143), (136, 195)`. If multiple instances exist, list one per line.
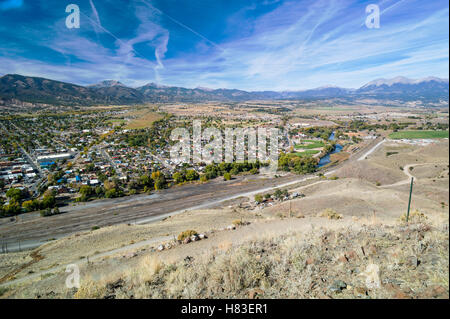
(140, 174), (153, 187)
(230, 167), (240, 175)
(143, 185), (152, 193)
(254, 194), (263, 202)
(218, 162), (231, 174)
(105, 188), (118, 198)
(185, 170), (199, 181)
(154, 174), (166, 190)
(172, 172), (185, 184)
(79, 185), (93, 196)
(42, 194), (56, 209)
(205, 164), (219, 179)
(6, 188), (22, 202)
(22, 200), (36, 212)
(40, 208), (53, 217)
(127, 179), (139, 191)
(4, 199), (21, 215)
(95, 186), (104, 197)
(274, 189), (283, 199)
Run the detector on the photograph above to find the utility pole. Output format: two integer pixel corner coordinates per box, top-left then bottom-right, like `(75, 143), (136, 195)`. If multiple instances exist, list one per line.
(289, 200), (292, 218)
(406, 177), (414, 223)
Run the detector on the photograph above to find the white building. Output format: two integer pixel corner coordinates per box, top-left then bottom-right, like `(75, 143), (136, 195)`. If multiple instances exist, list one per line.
(37, 153), (73, 163)
(89, 179), (100, 186)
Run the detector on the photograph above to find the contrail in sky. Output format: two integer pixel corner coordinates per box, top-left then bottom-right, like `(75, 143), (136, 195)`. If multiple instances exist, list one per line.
(89, 0), (102, 27)
(139, 0), (224, 51)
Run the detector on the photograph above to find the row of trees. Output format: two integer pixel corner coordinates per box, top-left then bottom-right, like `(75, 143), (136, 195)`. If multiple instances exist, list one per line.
(173, 170), (199, 184)
(342, 120), (413, 133)
(77, 179), (127, 202)
(76, 171), (169, 202)
(0, 188), (56, 217)
(278, 153), (318, 174)
(202, 161), (263, 181)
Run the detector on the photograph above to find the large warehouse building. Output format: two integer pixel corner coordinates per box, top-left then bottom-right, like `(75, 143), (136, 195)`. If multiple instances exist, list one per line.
(36, 153), (73, 163)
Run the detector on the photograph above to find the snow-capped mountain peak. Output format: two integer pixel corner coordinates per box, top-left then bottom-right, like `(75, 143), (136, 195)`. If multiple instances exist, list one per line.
(361, 76), (448, 88)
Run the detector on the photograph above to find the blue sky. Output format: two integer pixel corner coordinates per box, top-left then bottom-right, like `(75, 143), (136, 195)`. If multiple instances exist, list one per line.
(0, 0), (448, 90)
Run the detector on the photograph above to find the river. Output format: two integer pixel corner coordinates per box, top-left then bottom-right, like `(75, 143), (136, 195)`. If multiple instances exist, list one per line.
(317, 131), (343, 168)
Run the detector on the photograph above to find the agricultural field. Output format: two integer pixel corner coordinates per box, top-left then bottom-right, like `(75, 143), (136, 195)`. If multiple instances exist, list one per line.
(125, 111), (165, 129)
(106, 119), (126, 127)
(294, 140), (325, 149)
(389, 130), (449, 139)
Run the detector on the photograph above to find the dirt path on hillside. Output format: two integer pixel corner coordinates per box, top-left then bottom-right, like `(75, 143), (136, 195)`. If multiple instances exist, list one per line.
(380, 162), (437, 188)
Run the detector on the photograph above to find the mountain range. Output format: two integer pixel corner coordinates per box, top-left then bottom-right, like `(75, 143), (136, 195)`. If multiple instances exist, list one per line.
(0, 74), (448, 106)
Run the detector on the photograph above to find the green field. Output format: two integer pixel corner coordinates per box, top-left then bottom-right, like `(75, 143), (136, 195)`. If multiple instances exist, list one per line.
(294, 139), (324, 149)
(291, 150), (320, 157)
(389, 130), (449, 139)
(106, 119), (126, 125)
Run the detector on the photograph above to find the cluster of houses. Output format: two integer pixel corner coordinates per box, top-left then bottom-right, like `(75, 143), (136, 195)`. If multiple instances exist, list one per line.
(0, 158), (36, 185)
(103, 144), (174, 177)
(0, 147), (37, 197)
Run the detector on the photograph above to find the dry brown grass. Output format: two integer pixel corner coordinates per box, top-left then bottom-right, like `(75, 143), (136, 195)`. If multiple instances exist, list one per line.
(67, 222), (449, 299)
(318, 208), (343, 220)
(399, 210), (428, 223)
(73, 278), (107, 299)
(232, 219), (245, 226)
(125, 111), (164, 129)
(217, 240), (233, 253)
(177, 230), (198, 241)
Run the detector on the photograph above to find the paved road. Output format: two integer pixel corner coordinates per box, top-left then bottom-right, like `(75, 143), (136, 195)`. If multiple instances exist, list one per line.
(0, 137), (383, 252)
(357, 138), (385, 161)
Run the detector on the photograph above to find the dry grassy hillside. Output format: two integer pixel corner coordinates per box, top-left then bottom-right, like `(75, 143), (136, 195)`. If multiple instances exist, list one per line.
(54, 220), (450, 299)
(337, 140), (449, 185)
